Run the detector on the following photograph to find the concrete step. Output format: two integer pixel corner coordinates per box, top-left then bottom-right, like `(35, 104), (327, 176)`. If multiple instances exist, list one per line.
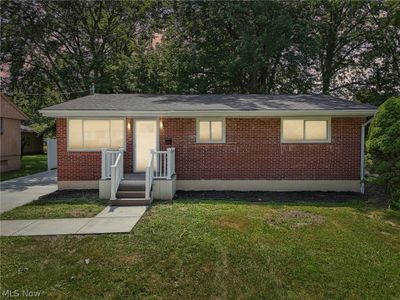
(119, 181), (145, 191)
(120, 179), (145, 185)
(124, 173), (145, 180)
(116, 190), (146, 198)
(110, 198), (151, 206)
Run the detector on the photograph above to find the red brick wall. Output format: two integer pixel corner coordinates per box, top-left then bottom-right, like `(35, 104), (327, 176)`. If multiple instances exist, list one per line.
(57, 117), (364, 182)
(56, 118), (133, 181)
(159, 117), (364, 180)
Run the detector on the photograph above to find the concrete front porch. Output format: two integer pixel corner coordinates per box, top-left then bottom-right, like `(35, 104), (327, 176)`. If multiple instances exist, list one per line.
(99, 172), (176, 202)
(100, 148), (176, 204)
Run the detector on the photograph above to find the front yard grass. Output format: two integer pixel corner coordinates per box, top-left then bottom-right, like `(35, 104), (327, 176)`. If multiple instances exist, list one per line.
(0, 154), (48, 181)
(0, 190), (108, 220)
(1, 199), (399, 299)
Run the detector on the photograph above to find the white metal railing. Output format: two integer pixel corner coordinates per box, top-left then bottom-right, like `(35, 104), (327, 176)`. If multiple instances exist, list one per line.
(145, 150), (155, 199)
(145, 148), (175, 199)
(167, 148), (175, 178)
(101, 148), (124, 179)
(101, 148), (124, 200)
(153, 148), (176, 179)
(110, 151), (124, 200)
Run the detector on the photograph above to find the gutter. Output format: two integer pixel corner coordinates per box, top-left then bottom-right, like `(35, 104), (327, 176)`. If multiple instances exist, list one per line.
(360, 116), (375, 194)
(39, 109), (378, 118)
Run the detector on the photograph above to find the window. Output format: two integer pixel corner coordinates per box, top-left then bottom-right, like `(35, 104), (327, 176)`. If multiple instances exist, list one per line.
(0, 117), (3, 135)
(68, 119), (125, 150)
(281, 118), (330, 143)
(196, 118), (225, 143)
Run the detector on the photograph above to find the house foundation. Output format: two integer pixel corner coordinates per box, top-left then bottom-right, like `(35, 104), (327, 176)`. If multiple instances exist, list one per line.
(153, 175), (176, 200)
(176, 180), (360, 193)
(99, 179), (111, 199)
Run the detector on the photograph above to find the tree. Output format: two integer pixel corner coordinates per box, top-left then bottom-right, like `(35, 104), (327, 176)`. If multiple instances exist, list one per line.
(12, 90), (64, 137)
(353, 1), (400, 106)
(1, 0), (162, 135)
(1, 0), (161, 95)
(366, 97), (400, 209)
(149, 0), (316, 94)
(308, 1), (374, 95)
(146, 0), (399, 98)
(1, 0), (399, 136)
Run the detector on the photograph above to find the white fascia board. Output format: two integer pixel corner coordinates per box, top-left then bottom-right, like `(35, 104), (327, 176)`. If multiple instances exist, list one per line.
(39, 109), (377, 118)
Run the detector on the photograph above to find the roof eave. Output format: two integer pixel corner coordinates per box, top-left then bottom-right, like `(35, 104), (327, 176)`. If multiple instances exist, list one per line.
(39, 109), (377, 118)
(1, 94), (28, 120)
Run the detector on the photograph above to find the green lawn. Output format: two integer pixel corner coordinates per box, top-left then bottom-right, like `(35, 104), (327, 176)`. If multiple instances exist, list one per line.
(0, 154), (48, 181)
(0, 190), (108, 220)
(1, 200), (399, 299)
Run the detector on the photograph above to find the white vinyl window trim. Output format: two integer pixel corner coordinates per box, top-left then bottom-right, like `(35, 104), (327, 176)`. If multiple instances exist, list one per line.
(196, 118), (226, 143)
(67, 118), (126, 151)
(281, 117), (331, 143)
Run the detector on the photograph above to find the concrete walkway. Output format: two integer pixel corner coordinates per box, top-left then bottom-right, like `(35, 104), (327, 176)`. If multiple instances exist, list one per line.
(0, 206), (146, 236)
(0, 170), (57, 213)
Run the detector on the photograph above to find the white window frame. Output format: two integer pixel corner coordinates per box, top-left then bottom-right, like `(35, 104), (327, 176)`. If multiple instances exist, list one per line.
(67, 118), (126, 152)
(196, 118), (226, 143)
(280, 117), (331, 143)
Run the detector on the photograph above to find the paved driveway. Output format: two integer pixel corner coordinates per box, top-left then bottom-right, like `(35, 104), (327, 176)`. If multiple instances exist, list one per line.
(0, 170), (57, 213)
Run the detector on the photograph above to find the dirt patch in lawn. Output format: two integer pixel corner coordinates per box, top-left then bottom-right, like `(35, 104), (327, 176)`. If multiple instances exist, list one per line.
(214, 216), (250, 231)
(265, 210), (325, 228)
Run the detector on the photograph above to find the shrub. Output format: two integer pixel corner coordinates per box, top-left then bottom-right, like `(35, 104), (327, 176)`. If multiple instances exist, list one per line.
(366, 97), (400, 209)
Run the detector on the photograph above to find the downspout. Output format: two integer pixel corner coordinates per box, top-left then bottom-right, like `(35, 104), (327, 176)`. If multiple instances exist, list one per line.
(360, 116), (375, 194)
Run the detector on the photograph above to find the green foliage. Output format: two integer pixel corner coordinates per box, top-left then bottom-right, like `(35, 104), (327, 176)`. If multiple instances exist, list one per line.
(353, 1), (400, 106)
(1, 0), (399, 135)
(367, 97), (400, 209)
(148, 0), (317, 94)
(12, 89), (64, 138)
(1, 0), (161, 134)
(2, 0), (160, 93)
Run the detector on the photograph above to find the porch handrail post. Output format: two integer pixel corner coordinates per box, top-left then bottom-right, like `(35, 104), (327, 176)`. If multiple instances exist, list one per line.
(110, 166), (116, 200)
(145, 149), (155, 199)
(145, 166), (150, 199)
(167, 148), (172, 179)
(119, 148), (124, 179)
(150, 149), (155, 175)
(101, 148), (106, 179)
(172, 148), (175, 176)
(110, 152), (123, 201)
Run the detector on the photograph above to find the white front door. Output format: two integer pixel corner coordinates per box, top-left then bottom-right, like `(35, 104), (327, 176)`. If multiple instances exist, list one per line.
(134, 120), (157, 172)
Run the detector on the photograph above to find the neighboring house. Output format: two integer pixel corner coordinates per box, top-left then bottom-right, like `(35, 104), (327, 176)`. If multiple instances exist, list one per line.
(40, 94), (377, 205)
(0, 93), (28, 173)
(21, 125), (44, 155)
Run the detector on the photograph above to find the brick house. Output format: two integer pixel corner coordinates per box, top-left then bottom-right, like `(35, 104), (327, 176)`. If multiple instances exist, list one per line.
(40, 94), (376, 205)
